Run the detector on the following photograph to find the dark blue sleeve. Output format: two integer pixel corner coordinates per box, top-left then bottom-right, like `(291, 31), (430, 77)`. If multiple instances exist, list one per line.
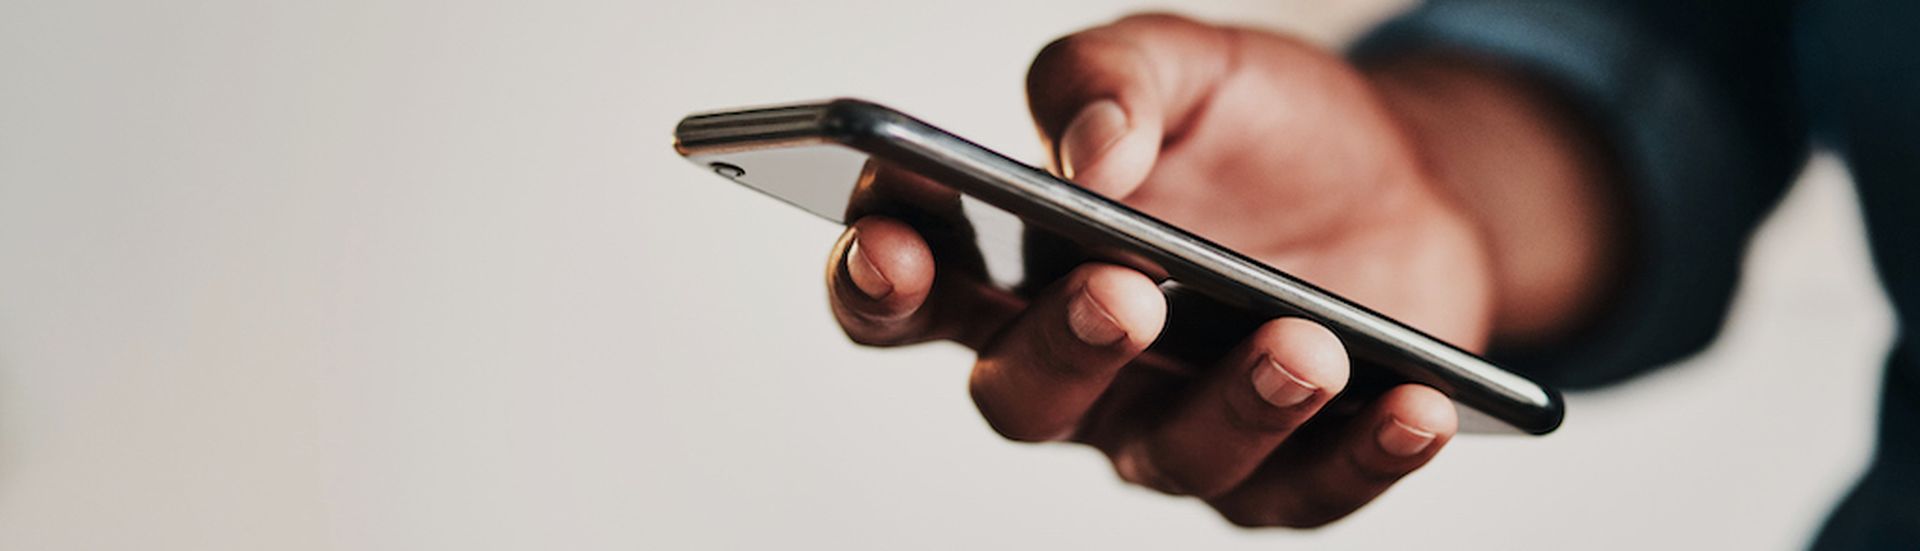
(1350, 0), (1809, 388)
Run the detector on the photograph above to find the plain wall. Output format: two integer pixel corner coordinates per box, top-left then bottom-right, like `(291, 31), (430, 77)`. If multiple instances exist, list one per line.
(0, 0), (1891, 549)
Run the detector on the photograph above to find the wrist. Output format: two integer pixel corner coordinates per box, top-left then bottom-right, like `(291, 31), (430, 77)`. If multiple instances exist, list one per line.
(1364, 53), (1625, 348)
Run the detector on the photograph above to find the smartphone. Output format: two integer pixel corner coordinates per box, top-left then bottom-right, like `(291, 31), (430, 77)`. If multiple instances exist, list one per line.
(673, 98), (1563, 435)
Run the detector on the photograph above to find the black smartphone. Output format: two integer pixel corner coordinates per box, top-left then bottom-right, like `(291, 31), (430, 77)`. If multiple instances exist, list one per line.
(673, 98), (1563, 435)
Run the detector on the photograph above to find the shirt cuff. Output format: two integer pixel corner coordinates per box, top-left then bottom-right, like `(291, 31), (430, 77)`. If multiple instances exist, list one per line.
(1350, 1), (1797, 388)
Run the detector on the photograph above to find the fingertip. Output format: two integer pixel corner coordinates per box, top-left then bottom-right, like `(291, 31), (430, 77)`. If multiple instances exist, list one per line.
(1076, 263), (1167, 349)
(1250, 318), (1350, 394)
(1377, 385), (1459, 440)
(1067, 118), (1160, 199)
(843, 217), (934, 300)
(830, 218), (937, 342)
(1024, 29), (1167, 200)
(1058, 99), (1127, 180)
(1054, 98), (1160, 200)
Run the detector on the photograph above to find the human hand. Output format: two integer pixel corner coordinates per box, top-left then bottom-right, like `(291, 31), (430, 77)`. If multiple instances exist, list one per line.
(824, 13), (1617, 527)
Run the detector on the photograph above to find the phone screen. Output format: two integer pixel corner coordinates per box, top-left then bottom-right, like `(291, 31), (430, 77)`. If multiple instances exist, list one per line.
(690, 144), (1036, 290)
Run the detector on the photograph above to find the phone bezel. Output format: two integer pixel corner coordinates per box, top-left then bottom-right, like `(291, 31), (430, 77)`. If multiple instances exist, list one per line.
(674, 98), (1564, 435)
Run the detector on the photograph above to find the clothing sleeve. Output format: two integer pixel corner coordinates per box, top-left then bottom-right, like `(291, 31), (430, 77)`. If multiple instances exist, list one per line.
(1350, 0), (1808, 388)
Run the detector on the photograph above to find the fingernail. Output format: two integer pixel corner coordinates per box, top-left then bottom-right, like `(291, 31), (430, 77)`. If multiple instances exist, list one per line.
(845, 239), (893, 299)
(1059, 99), (1128, 181)
(1066, 288), (1127, 346)
(1377, 418), (1437, 457)
(1250, 354), (1318, 408)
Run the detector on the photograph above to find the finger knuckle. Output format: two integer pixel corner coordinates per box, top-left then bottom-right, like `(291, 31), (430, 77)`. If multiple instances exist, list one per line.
(1145, 454), (1234, 499)
(983, 418), (1056, 443)
(1216, 487), (1358, 529)
(1273, 492), (1352, 528)
(1110, 447), (1190, 495)
(841, 329), (899, 347)
(1028, 32), (1130, 89)
(1224, 394), (1310, 435)
(1030, 34), (1094, 77)
(1164, 476), (1221, 500)
(836, 315), (910, 347)
(1345, 445), (1415, 486)
(1032, 323), (1103, 379)
(1215, 502), (1283, 529)
(968, 384), (1063, 443)
(1280, 510), (1344, 529)
(1109, 458), (1153, 489)
(842, 328), (884, 346)
(1112, 12), (1198, 30)
(1221, 505), (1341, 529)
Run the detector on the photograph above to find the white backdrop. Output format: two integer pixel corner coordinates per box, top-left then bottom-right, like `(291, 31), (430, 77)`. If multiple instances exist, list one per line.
(0, 0), (1890, 549)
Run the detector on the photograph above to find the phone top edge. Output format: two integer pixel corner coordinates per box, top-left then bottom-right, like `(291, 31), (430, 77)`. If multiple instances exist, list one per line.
(674, 100), (833, 155)
(673, 98), (891, 156)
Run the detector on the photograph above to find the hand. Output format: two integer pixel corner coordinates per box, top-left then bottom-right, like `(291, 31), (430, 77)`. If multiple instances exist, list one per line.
(824, 13), (1617, 527)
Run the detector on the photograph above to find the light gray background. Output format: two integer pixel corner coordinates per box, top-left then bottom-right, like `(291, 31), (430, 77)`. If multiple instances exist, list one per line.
(0, 0), (1890, 549)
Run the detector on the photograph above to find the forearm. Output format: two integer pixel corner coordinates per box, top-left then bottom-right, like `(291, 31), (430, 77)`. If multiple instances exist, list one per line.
(1365, 53), (1626, 348)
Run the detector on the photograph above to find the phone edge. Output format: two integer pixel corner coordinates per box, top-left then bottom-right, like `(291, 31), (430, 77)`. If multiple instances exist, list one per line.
(675, 98), (1565, 435)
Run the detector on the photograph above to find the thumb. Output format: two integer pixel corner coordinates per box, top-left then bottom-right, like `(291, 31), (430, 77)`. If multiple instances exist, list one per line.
(1055, 98), (1156, 198)
(1026, 13), (1237, 199)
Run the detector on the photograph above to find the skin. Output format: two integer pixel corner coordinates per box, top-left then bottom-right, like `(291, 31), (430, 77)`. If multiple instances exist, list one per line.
(824, 14), (1622, 527)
